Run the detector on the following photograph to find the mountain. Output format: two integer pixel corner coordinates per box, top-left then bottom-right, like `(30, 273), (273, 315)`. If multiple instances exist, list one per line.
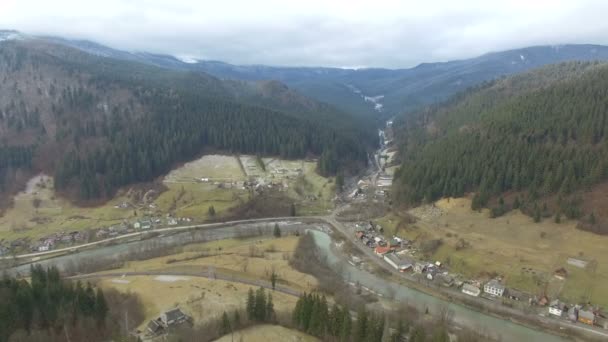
(392, 61), (608, 232)
(0, 36), (372, 204)
(43, 33), (608, 119)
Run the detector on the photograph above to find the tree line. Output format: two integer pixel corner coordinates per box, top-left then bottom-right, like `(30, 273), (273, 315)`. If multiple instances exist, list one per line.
(0, 266), (107, 342)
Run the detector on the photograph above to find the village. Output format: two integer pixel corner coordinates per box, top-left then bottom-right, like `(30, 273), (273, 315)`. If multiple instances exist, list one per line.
(347, 219), (608, 331)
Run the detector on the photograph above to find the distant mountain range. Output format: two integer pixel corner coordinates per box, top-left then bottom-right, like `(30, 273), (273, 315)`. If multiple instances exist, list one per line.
(14, 30), (608, 119)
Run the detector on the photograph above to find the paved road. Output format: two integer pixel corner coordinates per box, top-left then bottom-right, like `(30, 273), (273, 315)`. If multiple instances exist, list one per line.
(71, 270), (301, 298)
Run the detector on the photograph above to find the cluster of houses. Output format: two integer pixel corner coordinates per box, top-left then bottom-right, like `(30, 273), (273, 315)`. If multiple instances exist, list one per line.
(4, 215), (196, 255)
(146, 308), (191, 336)
(352, 223), (608, 330)
(32, 231), (89, 252)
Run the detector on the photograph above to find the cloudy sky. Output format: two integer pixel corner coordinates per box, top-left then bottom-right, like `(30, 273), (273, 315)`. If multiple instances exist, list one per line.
(1, 0), (607, 68)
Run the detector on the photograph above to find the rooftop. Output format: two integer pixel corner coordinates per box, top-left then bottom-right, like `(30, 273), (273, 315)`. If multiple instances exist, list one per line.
(485, 279), (505, 290)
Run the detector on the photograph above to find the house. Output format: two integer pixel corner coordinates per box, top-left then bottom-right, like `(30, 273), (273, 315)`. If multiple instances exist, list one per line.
(548, 300), (567, 317)
(374, 246), (392, 256)
(389, 238), (401, 248)
(37, 244), (50, 252)
(484, 279), (505, 297)
(168, 217), (178, 226)
(437, 274), (454, 287)
(61, 235), (73, 243)
(147, 319), (164, 335)
(160, 308), (189, 327)
(135, 219), (153, 230)
(426, 268), (438, 280)
(462, 284), (481, 297)
(414, 262), (426, 274)
(578, 309), (596, 325)
(383, 253), (413, 272)
(554, 268), (568, 280)
(568, 306), (579, 322)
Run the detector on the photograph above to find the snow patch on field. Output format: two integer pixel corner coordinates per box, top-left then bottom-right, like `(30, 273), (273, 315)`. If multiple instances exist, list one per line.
(111, 278), (131, 284)
(154, 275), (190, 282)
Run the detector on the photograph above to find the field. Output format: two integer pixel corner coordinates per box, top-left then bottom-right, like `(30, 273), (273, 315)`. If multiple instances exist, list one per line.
(0, 154), (334, 242)
(390, 197), (608, 307)
(98, 235), (318, 292)
(97, 235), (318, 328)
(215, 324), (319, 342)
(0, 174), (137, 241)
(98, 275), (299, 328)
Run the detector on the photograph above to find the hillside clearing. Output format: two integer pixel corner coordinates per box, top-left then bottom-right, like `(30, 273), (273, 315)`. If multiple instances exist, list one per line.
(392, 197), (608, 307)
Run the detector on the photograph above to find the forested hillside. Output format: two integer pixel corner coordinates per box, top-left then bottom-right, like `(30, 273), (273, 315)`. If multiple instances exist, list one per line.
(393, 61), (608, 231)
(0, 38), (372, 203)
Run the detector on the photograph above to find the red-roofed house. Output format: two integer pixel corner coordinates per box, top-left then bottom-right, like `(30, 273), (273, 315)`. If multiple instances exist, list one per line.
(374, 246), (392, 256)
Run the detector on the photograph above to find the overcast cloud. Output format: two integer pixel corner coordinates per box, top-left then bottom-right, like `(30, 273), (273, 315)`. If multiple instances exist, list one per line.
(1, 0), (607, 68)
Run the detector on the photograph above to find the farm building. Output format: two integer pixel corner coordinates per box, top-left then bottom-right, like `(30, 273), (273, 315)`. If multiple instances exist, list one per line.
(383, 253), (413, 272)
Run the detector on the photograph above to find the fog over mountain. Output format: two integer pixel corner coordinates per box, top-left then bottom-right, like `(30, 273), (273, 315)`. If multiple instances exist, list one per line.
(2, 0), (608, 68)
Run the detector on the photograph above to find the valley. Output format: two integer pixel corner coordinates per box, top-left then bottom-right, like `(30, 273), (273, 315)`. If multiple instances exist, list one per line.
(3, 26), (608, 342)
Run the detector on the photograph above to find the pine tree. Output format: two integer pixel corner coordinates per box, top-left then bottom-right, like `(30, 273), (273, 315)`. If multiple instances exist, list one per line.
(273, 223), (281, 238)
(270, 270), (278, 290)
(555, 212), (562, 223)
(219, 311), (231, 336)
(589, 212), (597, 225)
(265, 294), (275, 322)
(94, 288), (108, 327)
(208, 205), (216, 217)
(355, 308), (368, 342)
(513, 196), (521, 210)
(290, 203), (297, 217)
(254, 287), (267, 321)
(233, 310), (241, 329)
(246, 288), (255, 321)
(340, 309), (352, 342)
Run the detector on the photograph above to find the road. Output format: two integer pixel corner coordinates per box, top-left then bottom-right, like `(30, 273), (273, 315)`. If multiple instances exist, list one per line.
(2, 216), (325, 260)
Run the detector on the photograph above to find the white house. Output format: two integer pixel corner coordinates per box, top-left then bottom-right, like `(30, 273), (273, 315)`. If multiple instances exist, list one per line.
(462, 284), (481, 297)
(484, 279), (505, 297)
(549, 300), (566, 317)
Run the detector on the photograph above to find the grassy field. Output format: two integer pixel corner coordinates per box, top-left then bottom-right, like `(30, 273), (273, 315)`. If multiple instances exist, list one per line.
(97, 235), (319, 292)
(0, 174), (137, 241)
(97, 236), (316, 329)
(165, 155), (246, 182)
(98, 275), (299, 329)
(214, 324), (319, 342)
(393, 197), (608, 307)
